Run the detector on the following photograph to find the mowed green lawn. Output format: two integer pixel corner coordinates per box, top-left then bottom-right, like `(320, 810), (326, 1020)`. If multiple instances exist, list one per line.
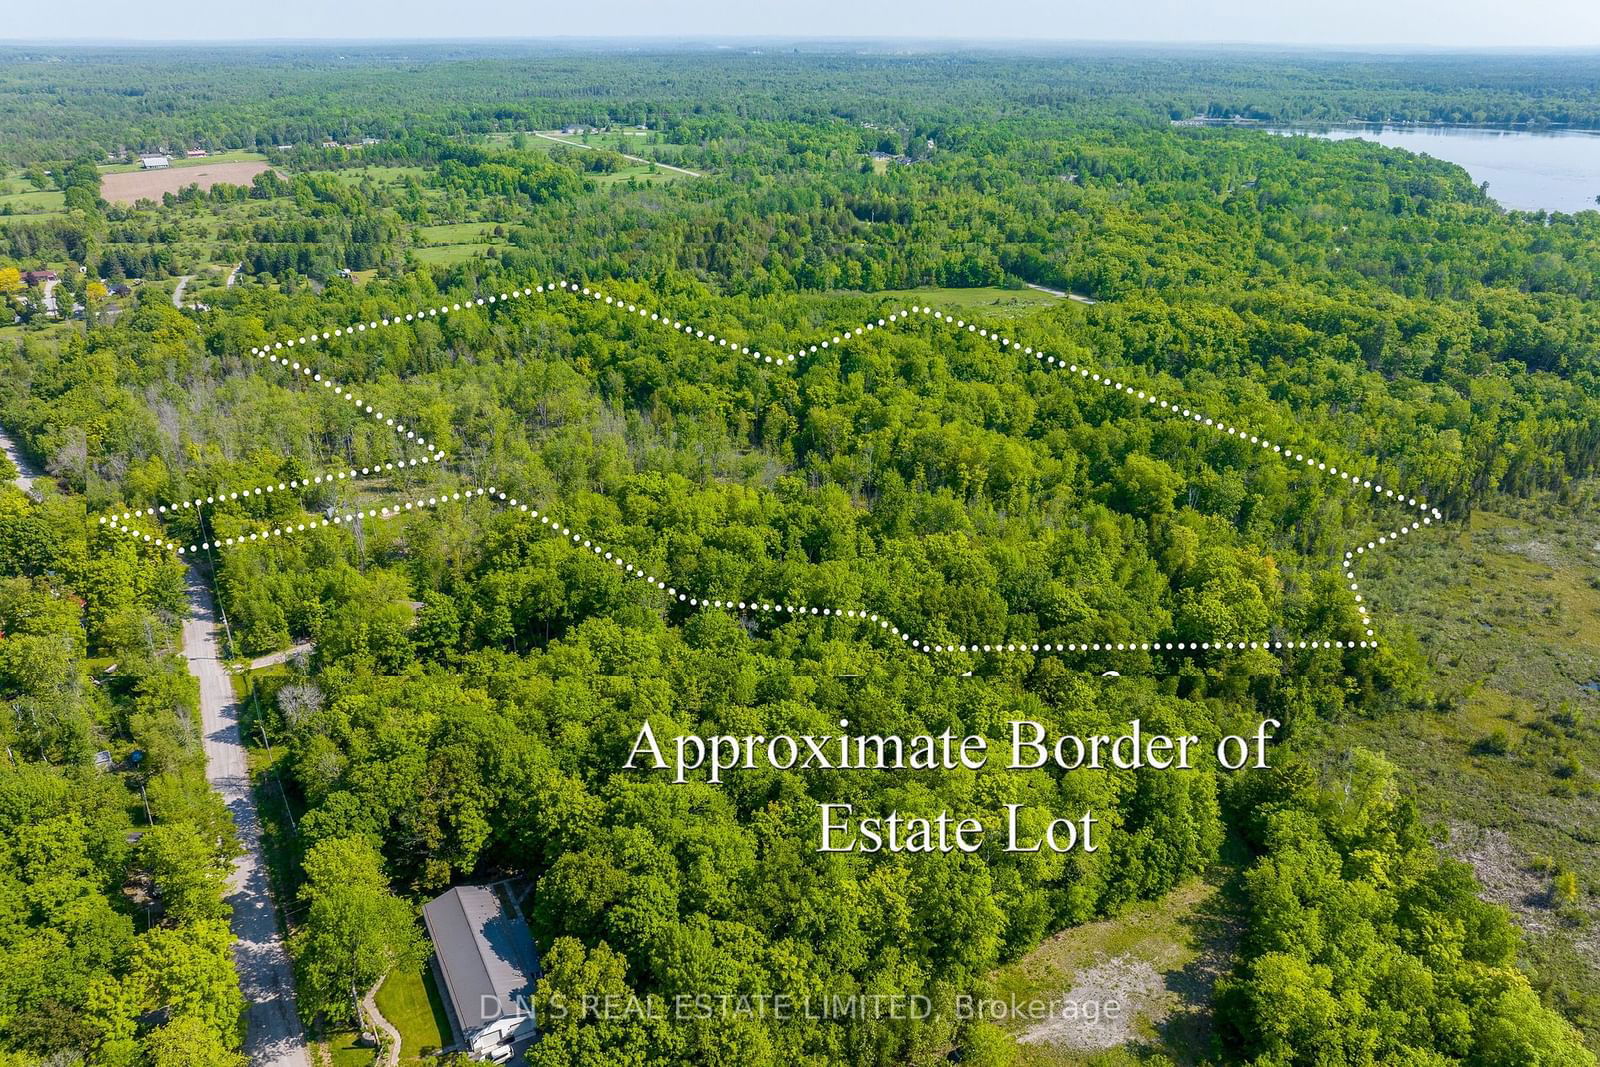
(0, 181), (66, 222)
(322, 1030), (376, 1067)
(376, 961), (453, 1063)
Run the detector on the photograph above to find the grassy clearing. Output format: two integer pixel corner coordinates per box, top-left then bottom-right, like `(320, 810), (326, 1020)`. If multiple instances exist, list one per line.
(414, 222), (500, 244)
(590, 164), (683, 185)
(0, 211), (65, 227)
(410, 221), (505, 267)
(989, 876), (1236, 1065)
(1341, 484), (1600, 1051)
(494, 131), (697, 179)
(326, 165), (433, 187)
(502, 130), (661, 153)
(0, 317), (77, 345)
(98, 150), (268, 174)
(376, 962), (452, 1064)
(0, 186), (66, 217)
(834, 285), (1070, 319)
(412, 244), (495, 266)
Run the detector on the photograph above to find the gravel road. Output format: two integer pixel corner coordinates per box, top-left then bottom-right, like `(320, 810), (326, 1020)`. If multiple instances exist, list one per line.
(182, 568), (312, 1067)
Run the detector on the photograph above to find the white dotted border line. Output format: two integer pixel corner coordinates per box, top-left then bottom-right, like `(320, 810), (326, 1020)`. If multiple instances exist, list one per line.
(103, 487), (489, 553)
(251, 282), (819, 368)
(904, 304), (1441, 519)
(113, 281), (886, 521)
(893, 304), (1437, 644)
(99, 456), (444, 529)
(559, 287), (1435, 644)
(539, 280), (1441, 528)
(246, 335), (438, 456)
(549, 284), (1434, 644)
(560, 280), (862, 365)
(100, 485), (1379, 656)
(479, 492), (1379, 654)
(106, 277), (1443, 654)
(230, 277), (1443, 527)
(227, 278), (1441, 529)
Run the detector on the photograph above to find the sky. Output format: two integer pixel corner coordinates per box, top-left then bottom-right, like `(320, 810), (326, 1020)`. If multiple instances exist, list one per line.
(6, 0), (1600, 49)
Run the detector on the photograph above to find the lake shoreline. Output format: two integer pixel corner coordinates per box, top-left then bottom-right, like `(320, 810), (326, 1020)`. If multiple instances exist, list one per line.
(1176, 117), (1600, 135)
(1253, 123), (1600, 214)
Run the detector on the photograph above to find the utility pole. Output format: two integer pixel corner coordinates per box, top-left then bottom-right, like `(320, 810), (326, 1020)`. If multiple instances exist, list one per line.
(251, 679), (298, 835)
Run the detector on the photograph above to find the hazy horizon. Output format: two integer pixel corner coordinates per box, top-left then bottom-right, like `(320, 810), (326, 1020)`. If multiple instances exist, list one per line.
(6, 38), (1600, 55)
(7, 0), (1600, 50)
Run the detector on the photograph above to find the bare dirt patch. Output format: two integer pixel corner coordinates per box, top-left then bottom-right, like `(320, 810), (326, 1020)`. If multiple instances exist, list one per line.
(102, 161), (272, 204)
(1443, 821), (1554, 931)
(992, 877), (1239, 1063)
(1442, 822), (1600, 968)
(1017, 955), (1166, 1051)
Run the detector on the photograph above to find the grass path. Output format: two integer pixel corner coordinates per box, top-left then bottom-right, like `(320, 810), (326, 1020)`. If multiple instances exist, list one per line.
(531, 131), (703, 177)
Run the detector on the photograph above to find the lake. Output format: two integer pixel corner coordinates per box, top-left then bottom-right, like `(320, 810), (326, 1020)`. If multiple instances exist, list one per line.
(1269, 125), (1600, 215)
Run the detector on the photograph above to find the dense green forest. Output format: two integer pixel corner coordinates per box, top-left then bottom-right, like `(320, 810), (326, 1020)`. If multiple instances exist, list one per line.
(0, 470), (247, 1065)
(2, 43), (1599, 1067)
(5, 44), (1600, 166)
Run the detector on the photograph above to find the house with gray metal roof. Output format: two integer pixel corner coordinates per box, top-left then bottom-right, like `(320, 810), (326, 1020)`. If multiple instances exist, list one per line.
(421, 885), (539, 1063)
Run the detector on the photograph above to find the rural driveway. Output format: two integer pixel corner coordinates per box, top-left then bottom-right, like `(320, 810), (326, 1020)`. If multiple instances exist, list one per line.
(0, 423), (41, 493)
(249, 640), (315, 670)
(172, 275), (193, 308)
(183, 567), (312, 1067)
(1025, 281), (1097, 305)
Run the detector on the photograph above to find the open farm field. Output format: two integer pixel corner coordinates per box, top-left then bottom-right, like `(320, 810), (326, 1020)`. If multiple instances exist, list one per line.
(101, 160), (273, 203)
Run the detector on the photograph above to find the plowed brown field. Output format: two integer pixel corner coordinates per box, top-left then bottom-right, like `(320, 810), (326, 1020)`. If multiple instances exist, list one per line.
(102, 161), (273, 204)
